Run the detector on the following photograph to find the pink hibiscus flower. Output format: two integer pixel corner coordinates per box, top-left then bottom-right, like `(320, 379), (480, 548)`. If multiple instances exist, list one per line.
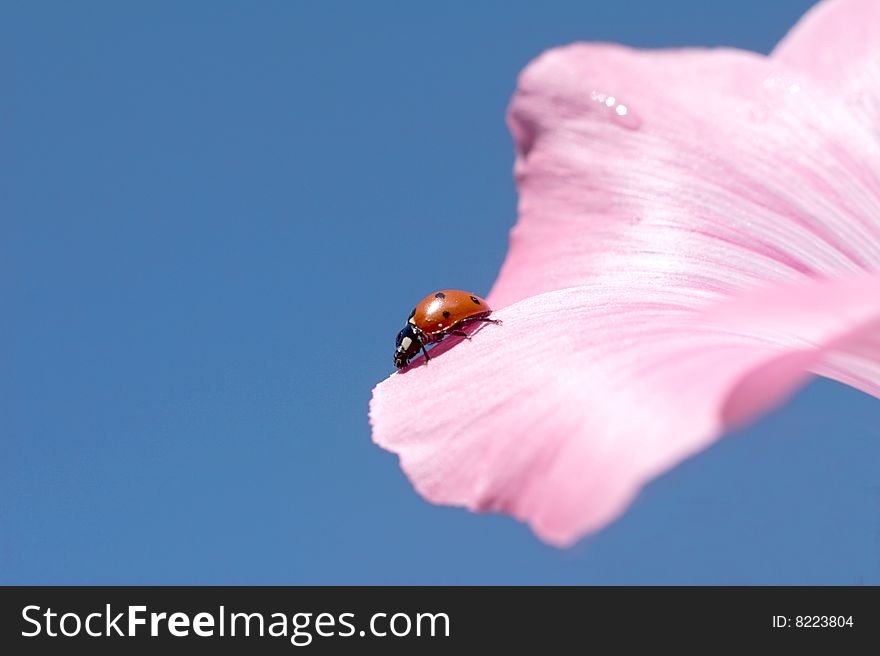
(369, 0), (880, 547)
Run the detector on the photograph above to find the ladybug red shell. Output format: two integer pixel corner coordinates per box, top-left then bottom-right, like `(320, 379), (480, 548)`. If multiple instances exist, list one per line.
(394, 290), (502, 369)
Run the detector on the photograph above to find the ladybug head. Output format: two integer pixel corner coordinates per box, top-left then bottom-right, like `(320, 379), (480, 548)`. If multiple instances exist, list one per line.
(394, 324), (422, 369)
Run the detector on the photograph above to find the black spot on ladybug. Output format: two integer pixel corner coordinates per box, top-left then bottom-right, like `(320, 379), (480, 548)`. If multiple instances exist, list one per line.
(435, 292), (446, 299)
(470, 296), (481, 304)
(442, 311), (450, 318)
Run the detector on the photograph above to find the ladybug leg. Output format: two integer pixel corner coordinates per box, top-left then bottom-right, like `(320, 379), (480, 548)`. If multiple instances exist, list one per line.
(420, 343), (431, 363)
(457, 316), (503, 328)
(432, 329), (470, 342)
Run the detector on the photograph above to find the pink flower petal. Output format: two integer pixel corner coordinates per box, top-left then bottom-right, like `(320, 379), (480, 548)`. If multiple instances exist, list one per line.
(495, 45), (880, 307)
(371, 274), (880, 547)
(773, 0), (880, 95)
(370, 0), (880, 545)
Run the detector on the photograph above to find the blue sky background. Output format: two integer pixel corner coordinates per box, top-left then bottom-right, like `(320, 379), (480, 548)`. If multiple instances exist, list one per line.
(4, 0), (878, 584)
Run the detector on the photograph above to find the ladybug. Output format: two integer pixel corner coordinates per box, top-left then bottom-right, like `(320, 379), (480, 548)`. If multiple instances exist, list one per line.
(394, 290), (502, 369)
